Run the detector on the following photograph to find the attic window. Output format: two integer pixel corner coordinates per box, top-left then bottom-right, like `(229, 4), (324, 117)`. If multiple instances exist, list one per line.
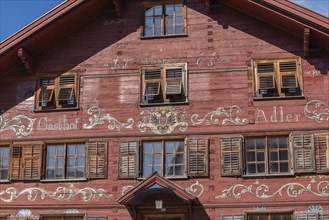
(141, 63), (187, 105)
(35, 72), (79, 111)
(252, 58), (303, 99)
(142, 1), (187, 37)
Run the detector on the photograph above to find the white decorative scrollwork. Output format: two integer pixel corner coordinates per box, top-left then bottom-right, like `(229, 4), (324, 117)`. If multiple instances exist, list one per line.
(64, 209), (79, 214)
(18, 209), (32, 217)
(185, 181), (204, 198)
(0, 113), (35, 138)
(191, 105), (248, 126)
(308, 205), (323, 212)
(0, 184), (112, 203)
(138, 107), (188, 134)
(121, 185), (134, 196)
(304, 100), (329, 124)
(216, 181), (329, 199)
(83, 106), (134, 130)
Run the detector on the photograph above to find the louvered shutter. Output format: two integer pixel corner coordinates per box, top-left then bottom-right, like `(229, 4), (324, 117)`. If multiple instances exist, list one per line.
(165, 68), (183, 95)
(315, 133), (329, 173)
(255, 62), (276, 97)
(295, 212), (318, 220)
(22, 144), (42, 180)
(319, 212), (329, 220)
(143, 70), (162, 96)
(37, 77), (55, 107)
(118, 141), (139, 179)
(278, 59), (302, 96)
(187, 138), (209, 177)
(220, 137), (243, 176)
(222, 215), (245, 220)
(57, 73), (76, 101)
(293, 134), (315, 173)
(87, 142), (108, 179)
(10, 145), (23, 180)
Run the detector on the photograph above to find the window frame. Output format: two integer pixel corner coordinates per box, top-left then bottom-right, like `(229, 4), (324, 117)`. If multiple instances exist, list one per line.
(0, 144), (10, 182)
(246, 211), (294, 220)
(35, 71), (79, 112)
(252, 57), (303, 99)
(141, 138), (187, 179)
(140, 63), (188, 105)
(244, 135), (292, 176)
(142, 1), (187, 38)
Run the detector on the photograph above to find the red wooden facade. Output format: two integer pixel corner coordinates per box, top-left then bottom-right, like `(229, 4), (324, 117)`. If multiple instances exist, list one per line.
(0, 0), (328, 220)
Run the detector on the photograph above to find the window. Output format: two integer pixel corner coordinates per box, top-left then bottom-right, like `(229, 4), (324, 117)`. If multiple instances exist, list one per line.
(0, 146), (9, 180)
(295, 212), (329, 220)
(252, 58), (303, 98)
(246, 212), (293, 220)
(220, 133), (329, 177)
(143, 1), (186, 37)
(35, 72), (78, 111)
(0, 141), (107, 182)
(42, 215), (84, 220)
(141, 64), (187, 105)
(118, 138), (208, 179)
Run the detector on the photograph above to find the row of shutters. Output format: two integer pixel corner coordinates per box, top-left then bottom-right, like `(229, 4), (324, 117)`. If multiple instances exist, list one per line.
(7, 133), (328, 180)
(224, 212), (329, 220)
(221, 133), (329, 176)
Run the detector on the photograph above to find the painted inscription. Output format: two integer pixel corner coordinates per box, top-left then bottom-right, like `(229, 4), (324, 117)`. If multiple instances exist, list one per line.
(255, 106), (301, 124)
(143, 58), (183, 65)
(138, 106), (188, 134)
(196, 51), (231, 67)
(37, 115), (80, 131)
(191, 105), (248, 126)
(103, 58), (131, 69)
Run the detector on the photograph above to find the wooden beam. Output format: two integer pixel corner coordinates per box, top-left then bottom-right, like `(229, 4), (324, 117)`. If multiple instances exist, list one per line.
(17, 47), (35, 74)
(112, 0), (122, 17)
(304, 27), (310, 58)
(205, 0), (211, 13)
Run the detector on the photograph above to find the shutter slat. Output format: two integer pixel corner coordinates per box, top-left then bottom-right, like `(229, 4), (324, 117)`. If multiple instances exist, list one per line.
(221, 137), (243, 176)
(11, 146), (22, 180)
(23, 144), (42, 180)
(87, 142), (108, 179)
(118, 141), (138, 179)
(293, 134), (315, 173)
(166, 79), (182, 94)
(187, 138), (209, 177)
(315, 133), (329, 173)
(295, 212), (318, 220)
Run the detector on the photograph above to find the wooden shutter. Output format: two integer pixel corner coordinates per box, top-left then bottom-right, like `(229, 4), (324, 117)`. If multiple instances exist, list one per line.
(187, 138), (209, 177)
(293, 134), (315, 173)
(220, 137), (243, 176)
(143, 70), (162, 96)
(315, 133), (329, 173)
(295, 212), (318, 220)
(319, 212), (329, 220)
(22, 144), (42, 180)
(278, 59), (302, 96)
(222, 215), (245, 220)
(165, 68), (183, 95)
(254, 62), (276, 97)
(87, 142), (108, 179)
(10, 145), (23, 180)
(118, 141), (139, 179)
(57, 73), (76, 101)
(37, 77), (55, 105)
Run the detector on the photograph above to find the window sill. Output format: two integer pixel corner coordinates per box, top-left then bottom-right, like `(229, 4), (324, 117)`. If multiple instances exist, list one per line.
(0, 180), (11, 184)
(137, 176), (188, 181)
(252, 95), (305, 101)
(242, 173), (294, 178)
(33, 107), (80, 113)
(140, 101), (189, 107)
(140, 33), (188, 40)
(40, 178), (88, 183)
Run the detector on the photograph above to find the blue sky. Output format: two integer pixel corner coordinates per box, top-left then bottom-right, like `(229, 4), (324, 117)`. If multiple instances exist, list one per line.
(0, 0), (328, 42)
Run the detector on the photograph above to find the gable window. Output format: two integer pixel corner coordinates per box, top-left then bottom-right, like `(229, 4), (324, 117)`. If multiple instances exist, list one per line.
(253, 58), (303, 99)
(246, 212), (293, 220)
(141, 63), (187, 105)
(0, 146), (9, 180)
(35, 72), (78, 111)
(220, 133), (329, 177)
(118, 138), (208, 179)
(143, 1), (186, 37)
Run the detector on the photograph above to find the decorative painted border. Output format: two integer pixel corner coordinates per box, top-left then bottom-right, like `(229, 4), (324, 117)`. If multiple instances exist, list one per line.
(0, 184), (112, 202)
(0, 114), (35, 138)
(191, 105), (248, 126)
(304, 100), (329, 124)
(216, 180), (329, 200)
(83, 106), (134, 130)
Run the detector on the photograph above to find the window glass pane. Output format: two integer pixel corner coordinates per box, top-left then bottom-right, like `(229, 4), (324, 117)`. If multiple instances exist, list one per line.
(175, 154), (183, 163)
(145, 7), (154, 16)
(272, 215), (282, 220)
(270, 151), (278, 161)
(257, 163), (265, 173)
(77, 156), (84, 166)
(175, 26), (183, 34)
(176, 16), (183, 25)
(77, 144), (84, 155)
(154, 165), (161, 174)
(279, 137), (288, 148)
(166, 4), (174, 14)
(246, 139), (254, 149)
(154, 142), (162, 153)
(2, 148), (9, 157)
(1, 170), (8, 179)
(154, 155), (161, 165)
(257, 152), (265, 161)
(57, 146), (64, 156)
(268, 137), (277, 149)
(145, 17), (153, 27)
(270, 163), (278, 173)
(280, 162), (289, 172)
(77, 167), (84, 178)
(67, 168), (74, 177)
(279, 150), (288, 160)
(175, 4), (183, 13)
(259, 215), (268, 220)
(166, 165), (173, 176)
(56, 168), (63, 178)
(247, 164), (256, 174)
(166, 155), (173, 165)
(256, 137), (265, 149)
(154, 6), (162, 15)
(47, 158), (55, 167)
(68, 158), (75, 167)
(48, 146), (56, 156)
(167, 27), (173, 35)
(155, 17), (162, 26)
(175, 165), (184, 175)
(143, 165), (152, 177)
(167, 16), (173, 25)
(2, 159), (8, 168)
(144, 143), (153, 153)
(68, 146), (76, 155)
(155, 28), (161, 36)
(249, 215), (258, 220)
(144, 155), (152, 164)
(145, 28), (153, 36)
(282, 215), (292, 220)
(47, 169), (54, 178)
(247, 152), (255, 161)
(166, 142), (175, 153)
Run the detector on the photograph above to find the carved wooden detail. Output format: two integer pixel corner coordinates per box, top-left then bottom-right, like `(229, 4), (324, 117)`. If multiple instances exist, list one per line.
(17, 47), (35, 74)
(112, 0), (122, 17)
(304, 27), (310, 58)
